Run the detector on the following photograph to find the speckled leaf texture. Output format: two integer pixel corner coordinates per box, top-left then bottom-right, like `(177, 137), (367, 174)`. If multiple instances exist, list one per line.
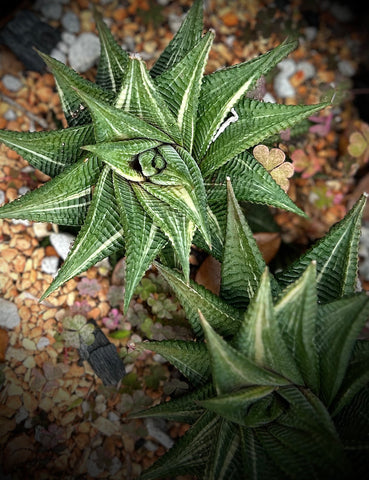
(0, 0), (327, 307)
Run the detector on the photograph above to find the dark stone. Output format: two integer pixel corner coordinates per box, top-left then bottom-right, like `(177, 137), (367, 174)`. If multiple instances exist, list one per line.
(78, 321), (126, 387)
(0, 10), (61, 71)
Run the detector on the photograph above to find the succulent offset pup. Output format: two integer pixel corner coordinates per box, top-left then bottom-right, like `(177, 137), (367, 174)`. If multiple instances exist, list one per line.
(133, 181), (369, 480)
(0, 0), (325, 309)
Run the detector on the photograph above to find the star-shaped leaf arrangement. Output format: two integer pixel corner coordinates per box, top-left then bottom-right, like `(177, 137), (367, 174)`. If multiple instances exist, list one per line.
(0, 0), (327, 310)
(132, 182), (369, 480)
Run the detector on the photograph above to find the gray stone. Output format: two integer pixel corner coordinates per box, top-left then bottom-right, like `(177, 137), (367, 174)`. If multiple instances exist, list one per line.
(37, 337), (50, 350)
(61, 11), (80, 34)
(50, 232), (75, 260)
(50, 48), (67, 64)
(41, 256), (59, 275)
(61, 32), (76, 46)
(338, 60), (356, 77)
(4, 109), (17, 121)
(40, 2), (63, 21)
(0, 299), (20, 329)
(273, 73), (296, 98)
(296, 60), (316, 80)
(0, 190), (5, 206)
(144, 418), (174, 449)
(68, 33), (100, 73)
(2, 74), (22, 92)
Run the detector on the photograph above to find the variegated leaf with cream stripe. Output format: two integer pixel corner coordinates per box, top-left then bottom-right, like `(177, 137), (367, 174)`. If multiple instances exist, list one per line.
(0, 1), (327, 307)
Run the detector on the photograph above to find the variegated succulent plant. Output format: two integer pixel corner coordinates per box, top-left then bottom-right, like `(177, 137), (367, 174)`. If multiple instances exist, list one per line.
(0, 0), (326, 309)
(133, 181), (369, 480)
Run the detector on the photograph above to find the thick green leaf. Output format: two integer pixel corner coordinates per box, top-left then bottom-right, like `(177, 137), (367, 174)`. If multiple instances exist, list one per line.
(129, 382), (213, 422)
(263, 386), (350, 478)
(203, 418), (240, 480)
(94, 8), (129, 92)
(200, 386), (275, 426)
(332, 340), (369, 416)
(82, 139), (160, 181)
(40, 166), (125, 300)
(136, 340), (210, 386)
(37, 50), (115, 127)
(234, 270), (303, 385)
(243, 393), (284, 428)
(0, 124), (94, 177)
(155, 262), (243, 338)
(140, 411), (218, 480)
(274, 262), (319, 393)
(316, 293), (369, 406)
(334, 384), (369, 468)
(150, 0), (204, 78)
(194, 39), (298, 160)
(113, 175), (166, 312)
(199, 311), (291, 394)
(200, 99), (328, 175)
(205, 150), (306, 217)
(220, 179), (266, 308)
(155, 31), (214, 152)
(71, 85), (172, 143)
(277, 194), (367, 302)
(115, 56), (182, 144)
(240, 428), (286, 479)
(133, 184), (194, 281)
(0, 156), (101, 225)
(193, 205), (225, 261)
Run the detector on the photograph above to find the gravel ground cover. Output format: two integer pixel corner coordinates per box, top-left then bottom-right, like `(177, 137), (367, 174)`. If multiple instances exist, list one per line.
(0, 0), (368, 478)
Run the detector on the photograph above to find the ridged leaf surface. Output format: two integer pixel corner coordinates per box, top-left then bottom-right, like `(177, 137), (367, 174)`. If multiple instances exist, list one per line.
(40, 166), (125, 300)
(277, 194), (367, 302)
(0, 156), (101, 225)
(200, 99), (327, 175)
(194, 39), (298, 160)
(0, 124), (94, 177)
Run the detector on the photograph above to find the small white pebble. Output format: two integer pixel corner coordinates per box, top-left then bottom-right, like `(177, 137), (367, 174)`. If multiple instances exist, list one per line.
(50, 48), (67, 64)
(296, 61), (316, 80)
(2, 74), (22, 92)
(18, 186), (30, 196)
(41, 255), (59, 275)
(338, 60), (356, 77)
(274, 73), (296, 98)
(4, 109), (17, 121)
(0, 190), (5, 205)
(277, 58), (296, 76)
(263, 92), (276, 103)
(37, 337), (50, 350)
(50, 232), (75, 260)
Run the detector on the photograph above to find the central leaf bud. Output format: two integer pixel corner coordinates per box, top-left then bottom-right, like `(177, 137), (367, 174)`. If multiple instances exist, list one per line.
(138, 149), (166, 177)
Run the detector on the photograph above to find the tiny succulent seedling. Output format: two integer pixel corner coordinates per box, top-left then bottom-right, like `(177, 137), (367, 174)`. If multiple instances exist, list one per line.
(132, 181), (369, 480)
(0, 0), (326, 310)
